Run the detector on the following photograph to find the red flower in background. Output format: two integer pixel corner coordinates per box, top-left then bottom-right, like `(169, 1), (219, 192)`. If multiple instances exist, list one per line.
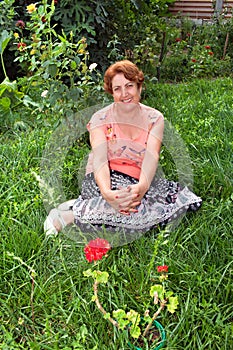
(16, 20), (25, 29)
(175, 38), (182, 42)
(84, 238), (111, 263)
(157, 265), (169, 273)
(205, 45), (211, 49)
(208, 51), (214, 55)
(191, 58), (197, 63)
(17, 42), (26, 50)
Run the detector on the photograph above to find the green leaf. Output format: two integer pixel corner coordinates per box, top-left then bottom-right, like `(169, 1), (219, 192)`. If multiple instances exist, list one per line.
(95, 271), (109, 284)
(113, 309), (126, 319)
(113, 309), (128, 330)
(118, 319), (129, 330)
(70, 60), (77, 70)
(83, 269), (93, 278)
(58, 34), (67, 43)
(0, 78), (18, 95)
(0, 30), (11, 54)
(91, 295), (97, 302)
(144, 314), (152, 324)
(47, 64), (58, 78)
(0, 96), (11, 110)
(126, 310), (140, 326)
(150, 284), (165, 301)
(167, 296), (179, 313)
(165, 290), (174, 298)
(130, 325), (141, 339)
(103, 313), (110, 320)
(23, 95), (40, 107)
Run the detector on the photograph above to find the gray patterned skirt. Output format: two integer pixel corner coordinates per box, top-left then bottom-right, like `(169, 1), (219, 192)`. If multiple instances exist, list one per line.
(72, 170), (202, 245)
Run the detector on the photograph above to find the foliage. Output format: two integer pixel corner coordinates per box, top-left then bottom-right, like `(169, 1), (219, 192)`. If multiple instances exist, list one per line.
(0, 30), (40, 128)
(53, 0), (108, 44)
(0, 30), (13, 79)
(0, 30), (11, 82)
(126, 14), (233, 82)
(83, 235), (178, 346)
(1, 0), (177, 80)
(0, 0), (16, 31)
(1, 0), (104, 126)
(1, 0), (233, 85)
(0, 0), (18, 81)
(157, 17), (233, 81)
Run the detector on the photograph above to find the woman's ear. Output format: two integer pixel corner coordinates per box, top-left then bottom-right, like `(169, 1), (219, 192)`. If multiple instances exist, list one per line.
(139, 85), (143, 97)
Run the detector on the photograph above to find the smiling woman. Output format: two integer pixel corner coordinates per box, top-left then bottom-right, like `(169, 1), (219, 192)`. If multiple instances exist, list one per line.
(112, 76), (141, 104)
(44, 60), (202, 245)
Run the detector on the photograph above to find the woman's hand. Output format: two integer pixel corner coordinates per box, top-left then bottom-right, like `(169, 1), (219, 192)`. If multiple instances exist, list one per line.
(103, 186), (141, 215)
(127, 183), (147, 202)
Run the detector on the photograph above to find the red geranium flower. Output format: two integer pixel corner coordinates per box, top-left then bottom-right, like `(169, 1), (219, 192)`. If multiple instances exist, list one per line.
(191, 58), (197, 63)
(205, 45), (211, 49)
(157, 265), (169, 273)
(175, 38), (182, 42)
(17, 42), (26, 50)
(84, 238), (111, 263)
(208, 51), (214, 55)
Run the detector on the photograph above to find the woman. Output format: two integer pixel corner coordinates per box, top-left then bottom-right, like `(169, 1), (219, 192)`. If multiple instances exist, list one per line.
(44, 60), (202, 243)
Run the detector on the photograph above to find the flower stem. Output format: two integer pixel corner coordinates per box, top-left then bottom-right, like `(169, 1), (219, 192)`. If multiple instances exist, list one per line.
(142, 299), (167, 338)
(93, 281), (119, 328)
(146, 231), (164, 284)
(1, 53), (8, 79)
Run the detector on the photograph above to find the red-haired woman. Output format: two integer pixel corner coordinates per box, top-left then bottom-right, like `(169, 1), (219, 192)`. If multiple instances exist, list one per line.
(44, 60), (202, 244)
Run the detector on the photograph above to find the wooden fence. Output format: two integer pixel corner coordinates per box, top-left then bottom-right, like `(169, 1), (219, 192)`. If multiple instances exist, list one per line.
(169, 0), (233, 20)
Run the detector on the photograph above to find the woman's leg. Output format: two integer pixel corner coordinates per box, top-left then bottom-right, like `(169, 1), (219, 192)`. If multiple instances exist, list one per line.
(57, 199), (76, 211)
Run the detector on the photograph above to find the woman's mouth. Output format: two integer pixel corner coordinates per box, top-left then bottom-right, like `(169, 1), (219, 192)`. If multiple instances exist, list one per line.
(122, 98), (132, 103)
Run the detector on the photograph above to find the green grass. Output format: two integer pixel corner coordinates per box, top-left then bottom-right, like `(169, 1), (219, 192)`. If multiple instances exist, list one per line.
(0, 78), (232, 349)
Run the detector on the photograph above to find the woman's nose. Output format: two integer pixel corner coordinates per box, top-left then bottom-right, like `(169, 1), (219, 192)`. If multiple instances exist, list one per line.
(121, 87), (128, 97)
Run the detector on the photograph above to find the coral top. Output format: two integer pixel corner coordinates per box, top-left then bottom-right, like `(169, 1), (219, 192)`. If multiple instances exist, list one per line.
(85, 102), (164, 180)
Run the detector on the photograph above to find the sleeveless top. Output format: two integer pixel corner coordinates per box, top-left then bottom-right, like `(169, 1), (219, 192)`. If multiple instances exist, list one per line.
(85, 102), (164, 179)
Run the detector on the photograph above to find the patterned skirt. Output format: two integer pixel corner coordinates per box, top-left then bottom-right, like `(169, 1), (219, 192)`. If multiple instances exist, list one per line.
(72, 170), (202, 246)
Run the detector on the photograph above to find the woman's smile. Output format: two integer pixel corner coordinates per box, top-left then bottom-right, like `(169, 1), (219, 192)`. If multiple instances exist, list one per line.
(112, 73), (141, 104)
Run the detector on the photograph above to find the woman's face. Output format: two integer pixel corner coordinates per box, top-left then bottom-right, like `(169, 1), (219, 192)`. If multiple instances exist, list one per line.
(111, 73), (142, 104)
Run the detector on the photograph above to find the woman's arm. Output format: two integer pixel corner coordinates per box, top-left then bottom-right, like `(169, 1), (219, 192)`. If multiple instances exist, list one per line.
(130, 116), (164, 201)
(90, 127), (139, 212)
(90, 127), (110, 195)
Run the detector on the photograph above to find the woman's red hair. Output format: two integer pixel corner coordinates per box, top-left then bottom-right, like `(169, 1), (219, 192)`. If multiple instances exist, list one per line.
(104, 60), (144, 94)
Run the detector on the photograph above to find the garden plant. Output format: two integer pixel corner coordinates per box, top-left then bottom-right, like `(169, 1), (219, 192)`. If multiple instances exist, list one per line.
(83, 234), (178, 349)
(0, 0), (233, 349)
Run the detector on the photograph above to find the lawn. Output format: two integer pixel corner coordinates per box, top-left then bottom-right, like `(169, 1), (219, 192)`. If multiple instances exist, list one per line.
(0, 77), (232, 349)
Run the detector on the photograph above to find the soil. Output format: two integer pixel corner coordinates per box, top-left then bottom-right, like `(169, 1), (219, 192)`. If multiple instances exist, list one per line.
(135, 327), (161, 349)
